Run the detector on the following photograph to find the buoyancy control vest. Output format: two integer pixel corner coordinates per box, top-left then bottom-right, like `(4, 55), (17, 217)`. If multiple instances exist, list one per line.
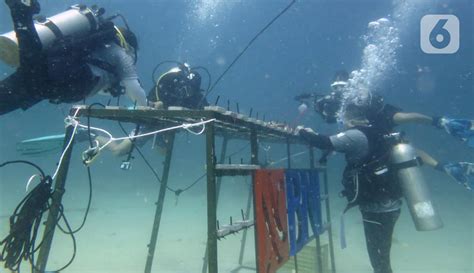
(340, 126), (403, 210)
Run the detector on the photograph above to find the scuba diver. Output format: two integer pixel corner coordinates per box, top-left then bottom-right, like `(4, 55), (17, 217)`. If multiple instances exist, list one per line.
(295, 70), (474, 190)
(93, 62), (209, 161)
(15, 61), (209, 168)
(0, 0), (147, 116)
(147, 62), (208, 110)
(295, 102), (447, 273)
(294, 70), (348, 124)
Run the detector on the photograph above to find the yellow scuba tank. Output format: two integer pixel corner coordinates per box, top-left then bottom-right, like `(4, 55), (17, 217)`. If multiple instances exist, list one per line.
(0, 4), (103, 67)
(391, 141), (443, 231)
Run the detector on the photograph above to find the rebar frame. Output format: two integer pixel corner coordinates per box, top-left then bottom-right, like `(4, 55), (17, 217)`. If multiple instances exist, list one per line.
(34, 106), (336, 273)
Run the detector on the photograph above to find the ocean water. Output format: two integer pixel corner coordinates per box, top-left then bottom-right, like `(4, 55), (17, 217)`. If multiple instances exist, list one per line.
(0, 0), (472, 273)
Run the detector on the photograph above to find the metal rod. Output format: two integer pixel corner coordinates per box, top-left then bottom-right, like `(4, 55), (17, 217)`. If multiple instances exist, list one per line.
(286, 138), (292, 169)
(216, 138), (229, 204)
(206, 122), (218, 273)
(144, 132), (176, 273)
(309, 147), (323, 273)
(323, 164), (337, 273)
(237, 179), (253, 265)
(236, 102), (240, 114)
(249, 108), (253, 118)
(214, 95), (221, 106)
(250, 128), (259, 165)
(238, 128), (259, 267)
(250, 128), (259, 269)
(201, 137), (229, 273)
(287, 138), (299, 272)
(36, 125), (76, 272)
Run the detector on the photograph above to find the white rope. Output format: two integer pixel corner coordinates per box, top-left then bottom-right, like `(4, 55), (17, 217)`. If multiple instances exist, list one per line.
(88, 118), (216, 152)
(182, 119), (207, 135)
(25, 174), (41, 192)
(52, 108), (81, 180)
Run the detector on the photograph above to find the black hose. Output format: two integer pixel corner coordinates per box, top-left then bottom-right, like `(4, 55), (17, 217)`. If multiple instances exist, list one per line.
(151, 60), (185, 85)
(191, 66), (212, 93)
(202, 0), (297, 103)
(0, 160), (78, 273)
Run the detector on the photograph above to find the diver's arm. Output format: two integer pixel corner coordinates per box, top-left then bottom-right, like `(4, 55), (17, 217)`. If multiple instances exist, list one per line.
(393, 112), (433, 126)
(111, 44), (147, 106)
(297, 127), (334, 150)
(121, 78), (147, 106)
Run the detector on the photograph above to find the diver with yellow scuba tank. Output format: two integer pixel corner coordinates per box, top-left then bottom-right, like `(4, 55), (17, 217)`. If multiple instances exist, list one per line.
(0, 0), (147, 115)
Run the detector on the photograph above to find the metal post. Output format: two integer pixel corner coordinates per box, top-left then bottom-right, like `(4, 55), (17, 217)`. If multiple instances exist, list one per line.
(36, 125), (75, 272)
(249, 128), (259, 271)
(233, 128), (259, 269)
(237, 179), (253, 265)
(309, 147), (323, 273)
(144, 132), (176, 273)
(286, 138), (299, 272)
(206, 123), (218, 273)
(201, 137), (229, 273)
(286, 138), (292, 169)
(215, 137), (229, 204)
(322, 166), (336, 273)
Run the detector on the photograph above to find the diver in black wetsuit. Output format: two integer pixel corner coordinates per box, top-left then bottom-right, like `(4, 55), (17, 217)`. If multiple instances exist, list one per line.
(0, 0), (147, 115)
(296, 71), (473, 273)
(296, 103), (403, 273)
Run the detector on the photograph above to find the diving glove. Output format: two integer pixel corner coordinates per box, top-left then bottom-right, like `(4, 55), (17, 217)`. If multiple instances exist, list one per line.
(438, 162), (474, 190)
(294, 126), (317, 136)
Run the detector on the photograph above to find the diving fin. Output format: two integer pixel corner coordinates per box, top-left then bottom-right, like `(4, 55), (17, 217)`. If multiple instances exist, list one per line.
(441, 118), (474, 147)
(468, 136), (474, 148)
(16, 134), (65, 156)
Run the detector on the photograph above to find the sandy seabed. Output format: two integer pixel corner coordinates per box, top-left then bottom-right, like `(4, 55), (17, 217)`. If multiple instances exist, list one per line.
(1, 165), (473, 273)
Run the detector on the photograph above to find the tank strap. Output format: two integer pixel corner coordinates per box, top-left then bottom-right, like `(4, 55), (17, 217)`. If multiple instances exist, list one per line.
(44, 20), (63, 40)
(83, 10), (98, 31)
(392, 156), (423, 171)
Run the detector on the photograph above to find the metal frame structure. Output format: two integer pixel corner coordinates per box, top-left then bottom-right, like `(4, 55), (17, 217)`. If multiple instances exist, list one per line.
(34, 106), (336, 273)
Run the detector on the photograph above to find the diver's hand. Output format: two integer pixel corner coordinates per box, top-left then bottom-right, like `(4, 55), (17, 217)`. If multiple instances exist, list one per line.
(150, 100), (164, 109)
(442, 162), (474, 190)
(294, 126), (317, 136)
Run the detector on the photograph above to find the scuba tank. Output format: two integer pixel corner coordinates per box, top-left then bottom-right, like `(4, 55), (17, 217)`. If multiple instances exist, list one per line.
(0, 4), (104, 67)
(389, 135), (443, 231)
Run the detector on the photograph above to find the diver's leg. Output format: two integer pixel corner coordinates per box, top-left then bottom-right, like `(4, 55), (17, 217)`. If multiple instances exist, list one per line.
(361, 210), (400, 273)
(5, 0), (44, 72)
(0, 72), (42, 115)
